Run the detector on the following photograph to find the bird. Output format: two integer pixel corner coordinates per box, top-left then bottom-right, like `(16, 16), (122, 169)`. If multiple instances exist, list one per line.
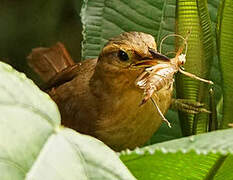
(27, 31), (209, 151)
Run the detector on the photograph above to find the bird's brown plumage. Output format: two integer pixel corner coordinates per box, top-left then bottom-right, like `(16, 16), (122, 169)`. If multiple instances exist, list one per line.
(27, 32), (173, 151)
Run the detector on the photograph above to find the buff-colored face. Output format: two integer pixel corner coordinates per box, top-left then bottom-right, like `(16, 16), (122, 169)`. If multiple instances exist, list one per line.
(98, 32), (170, 69)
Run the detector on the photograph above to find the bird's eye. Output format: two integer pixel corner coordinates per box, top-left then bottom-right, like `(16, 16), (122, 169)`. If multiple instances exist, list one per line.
(118, 50), (129, 61)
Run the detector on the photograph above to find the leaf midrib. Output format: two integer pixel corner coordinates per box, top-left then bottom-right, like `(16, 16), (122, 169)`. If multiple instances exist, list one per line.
(204, 154), (228, 180)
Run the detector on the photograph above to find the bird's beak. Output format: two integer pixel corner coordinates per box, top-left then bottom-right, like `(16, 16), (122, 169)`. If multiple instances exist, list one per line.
(130, 48), (170, 68)
(148, 48), (170, 61)
(131, 60), (159, 68)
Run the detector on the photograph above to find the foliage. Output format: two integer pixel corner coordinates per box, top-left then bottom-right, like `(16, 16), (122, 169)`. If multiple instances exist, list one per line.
(176, 0), (214, 135)
(81, 0), (233, 179)
(120, 128), (233, 179)
(1, 0), (233, 179)
(81, 0), (176, 60)
(217, 0), (233, 128)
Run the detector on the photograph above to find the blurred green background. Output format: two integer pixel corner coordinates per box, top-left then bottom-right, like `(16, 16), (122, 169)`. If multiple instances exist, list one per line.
(0, 0), (83, 82)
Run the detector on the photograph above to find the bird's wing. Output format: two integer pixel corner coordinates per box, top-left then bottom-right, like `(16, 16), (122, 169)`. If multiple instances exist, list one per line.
(42, 64), (81, 90)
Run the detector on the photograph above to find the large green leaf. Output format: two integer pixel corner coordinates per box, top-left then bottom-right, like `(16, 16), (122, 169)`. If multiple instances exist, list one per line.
(217, 0), (233, 128)
(81, 0), (176, 60)
(176, 0), (214, 135)
(120, 128), (233, 180)
(0, 61), (135, 180)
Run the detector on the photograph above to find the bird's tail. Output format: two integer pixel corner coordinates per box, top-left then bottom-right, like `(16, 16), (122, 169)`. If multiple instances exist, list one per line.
(27, 42), (75, 84)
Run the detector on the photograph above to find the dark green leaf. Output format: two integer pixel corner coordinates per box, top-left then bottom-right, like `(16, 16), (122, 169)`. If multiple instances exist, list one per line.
(217, 0), (233, 128)
(81, 0), (176, 60)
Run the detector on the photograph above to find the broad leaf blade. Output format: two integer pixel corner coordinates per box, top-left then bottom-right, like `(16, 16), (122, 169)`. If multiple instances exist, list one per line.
(0, 62), (60, 126)
(81, 0), (176, 60)
(120, 128), (233, 179)
(0, 105), (54, 179)
(0, 62), (60, 177)
(217, 0), (233, 128)
(214, 155), (233, 179)
(0, 62), (135, 180)
(176, 0), (214, 135)
(27, 129), (135, 180)
(122, 152), (221, 180)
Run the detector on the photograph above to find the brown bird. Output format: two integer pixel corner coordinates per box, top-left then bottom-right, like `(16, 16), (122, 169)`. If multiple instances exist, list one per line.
(27, 32), (209, 151)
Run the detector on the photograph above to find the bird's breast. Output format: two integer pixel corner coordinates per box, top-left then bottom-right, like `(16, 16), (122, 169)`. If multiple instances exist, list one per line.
(94, 83), (173, 151)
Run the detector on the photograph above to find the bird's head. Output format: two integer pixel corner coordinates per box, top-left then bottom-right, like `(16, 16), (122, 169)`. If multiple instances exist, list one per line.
(90, 32), (171, 96)
(98, 31), (170, 71)
(92, 32), (170, 92)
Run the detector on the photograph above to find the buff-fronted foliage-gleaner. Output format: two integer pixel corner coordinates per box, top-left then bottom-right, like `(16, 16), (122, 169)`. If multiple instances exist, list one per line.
(28, 32), (210, 151)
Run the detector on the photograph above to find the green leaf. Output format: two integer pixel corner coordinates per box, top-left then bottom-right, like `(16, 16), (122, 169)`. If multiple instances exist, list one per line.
(208, 0), (222, 130)
(208, 0), (222, 105)
(214, 155), (233, 179)
(0, 61), (135, 180)
(120, 128), (233, 180)
(217, 0), (233, 128)
(81, 0), (176, 60)
(176, 0), (214, 135)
